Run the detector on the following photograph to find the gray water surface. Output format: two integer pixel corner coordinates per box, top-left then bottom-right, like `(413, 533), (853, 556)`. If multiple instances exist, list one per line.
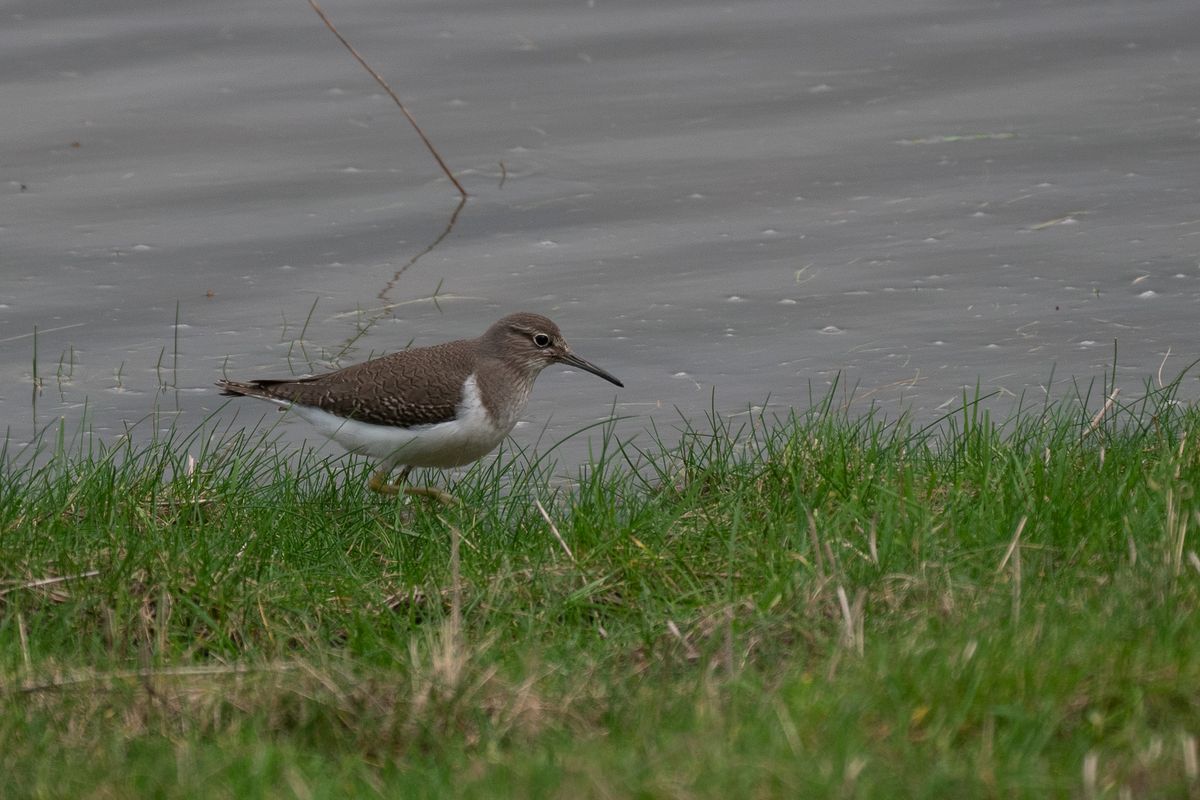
(3, 0), (1199, 470)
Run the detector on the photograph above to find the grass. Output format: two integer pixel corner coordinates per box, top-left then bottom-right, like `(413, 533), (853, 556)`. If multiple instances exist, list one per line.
(1, 377), (1199, 799)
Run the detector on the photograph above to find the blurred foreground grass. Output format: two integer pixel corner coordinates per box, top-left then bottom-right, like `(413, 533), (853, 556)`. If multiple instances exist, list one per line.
(1, 380), (1198, 798)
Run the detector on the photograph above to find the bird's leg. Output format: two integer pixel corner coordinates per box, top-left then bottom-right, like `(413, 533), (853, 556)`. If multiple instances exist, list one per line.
(403, 484), (461, 506)
(368, 465), (411, 496)
(368, 465), (459, 506)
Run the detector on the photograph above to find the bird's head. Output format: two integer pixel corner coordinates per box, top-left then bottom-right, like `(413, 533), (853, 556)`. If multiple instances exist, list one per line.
(480, 312), (624, 387)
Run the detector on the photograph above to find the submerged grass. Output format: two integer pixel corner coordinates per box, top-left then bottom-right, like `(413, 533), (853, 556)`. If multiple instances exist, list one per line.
(1, 378), (1199, 798)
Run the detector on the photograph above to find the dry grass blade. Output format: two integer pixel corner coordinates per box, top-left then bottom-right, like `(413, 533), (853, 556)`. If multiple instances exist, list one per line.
(1182, 733), (1198, 782)
(665, 620), (699, 662)
(1082, 749), (1100, 799)
(867, 515), (879, 565)
(1086, 389), (1119, 436)
(535, 498), (576, 564)
(16, 612), (30, 677)
(5, 374), (1200, 795)
(996, 516), (1028, 573)
(807, 510), (827, 579)
(0, 570), (101, 597)
(14, 663), (300, 694)
(449, 524), (462, 641)
(1166, 482), (1190, 577)
(1158, 347), (1172, 389)
(835, 585), (865, 656)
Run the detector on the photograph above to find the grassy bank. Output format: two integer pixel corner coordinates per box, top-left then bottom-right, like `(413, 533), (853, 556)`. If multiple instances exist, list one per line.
(1, 383), (1198, 798)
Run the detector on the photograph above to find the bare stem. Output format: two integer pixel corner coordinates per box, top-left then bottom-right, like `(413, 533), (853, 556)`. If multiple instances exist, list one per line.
(308, 0), (468, 199)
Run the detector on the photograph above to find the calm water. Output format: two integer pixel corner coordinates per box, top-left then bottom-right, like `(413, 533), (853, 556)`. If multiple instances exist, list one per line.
(4, 0), (1200, 470)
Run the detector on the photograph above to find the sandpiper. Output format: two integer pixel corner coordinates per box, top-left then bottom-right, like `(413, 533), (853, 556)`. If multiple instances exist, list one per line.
(217, 312), (622, 502)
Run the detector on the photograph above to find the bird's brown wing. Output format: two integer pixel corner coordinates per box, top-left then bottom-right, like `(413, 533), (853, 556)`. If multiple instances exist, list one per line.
(218, 339), (478, 428)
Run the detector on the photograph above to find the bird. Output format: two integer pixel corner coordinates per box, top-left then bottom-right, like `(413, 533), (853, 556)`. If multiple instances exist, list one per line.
(217, 312), (623, 503)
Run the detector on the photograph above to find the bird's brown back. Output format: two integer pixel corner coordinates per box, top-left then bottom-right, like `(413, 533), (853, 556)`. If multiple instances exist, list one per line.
(219, 338), (479, 428)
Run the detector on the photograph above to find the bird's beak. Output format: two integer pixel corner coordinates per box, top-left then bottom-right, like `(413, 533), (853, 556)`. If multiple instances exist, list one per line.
(559, 352), (624, 387)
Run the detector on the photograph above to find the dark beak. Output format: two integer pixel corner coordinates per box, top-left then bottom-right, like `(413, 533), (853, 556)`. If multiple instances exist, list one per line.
(559, 352), (624, 387)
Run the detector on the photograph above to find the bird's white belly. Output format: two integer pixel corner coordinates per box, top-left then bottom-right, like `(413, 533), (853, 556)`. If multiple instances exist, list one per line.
(289, 374), (514, 468)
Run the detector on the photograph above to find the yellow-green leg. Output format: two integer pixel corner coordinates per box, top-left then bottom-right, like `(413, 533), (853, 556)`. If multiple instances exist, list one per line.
(368, 465), (411, 495)
(368, 465), (460, 506)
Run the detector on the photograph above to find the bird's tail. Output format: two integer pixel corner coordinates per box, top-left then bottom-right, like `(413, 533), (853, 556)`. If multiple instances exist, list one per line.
(216, 379), (264, 398)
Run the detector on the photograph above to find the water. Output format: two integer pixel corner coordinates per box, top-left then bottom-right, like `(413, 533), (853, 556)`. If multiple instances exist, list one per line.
(3, 0), (1199, 470)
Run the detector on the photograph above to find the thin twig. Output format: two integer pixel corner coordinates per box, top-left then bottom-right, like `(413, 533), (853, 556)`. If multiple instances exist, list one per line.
(328, 186), (466, 361)
(376, 197), (466, 303)
(308, 0), (468, 198)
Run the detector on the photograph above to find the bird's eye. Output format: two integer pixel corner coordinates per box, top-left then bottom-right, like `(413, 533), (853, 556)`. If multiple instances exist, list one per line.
(532, 333), (552, 348)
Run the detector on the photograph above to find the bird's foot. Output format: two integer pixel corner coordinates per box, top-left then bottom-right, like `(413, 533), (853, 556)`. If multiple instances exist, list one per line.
(369, 467), (459, 506)
(368, 473), (404, 495)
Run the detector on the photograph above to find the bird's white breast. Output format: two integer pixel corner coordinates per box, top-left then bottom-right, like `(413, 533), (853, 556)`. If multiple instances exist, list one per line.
(289, 373), (516, 469)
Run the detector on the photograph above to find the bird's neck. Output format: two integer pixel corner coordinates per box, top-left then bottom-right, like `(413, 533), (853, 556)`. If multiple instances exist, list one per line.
(472, 358), (539, 431)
